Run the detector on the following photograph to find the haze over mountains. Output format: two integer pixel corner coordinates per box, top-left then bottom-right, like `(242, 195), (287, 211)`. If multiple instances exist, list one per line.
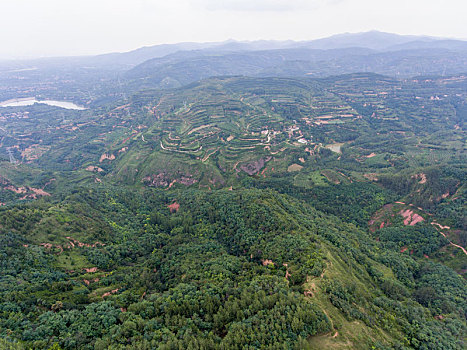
(1, 31), (466, 107)
(3, 30), (467, 69)
(91, 30), (456, 67)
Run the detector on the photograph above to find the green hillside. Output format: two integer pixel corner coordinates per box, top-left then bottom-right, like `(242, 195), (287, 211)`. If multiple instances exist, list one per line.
(0, 63), (466, 349)
(1, 187), (466, 349)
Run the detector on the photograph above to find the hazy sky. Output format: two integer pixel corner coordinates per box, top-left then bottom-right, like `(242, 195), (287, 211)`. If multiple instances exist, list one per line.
(1, 0), (466, 58)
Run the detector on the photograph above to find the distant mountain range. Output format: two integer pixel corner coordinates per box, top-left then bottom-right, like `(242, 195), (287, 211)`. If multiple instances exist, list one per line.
(0, 31), (465, 105)
(2, 31), (466, 69)
(119, 31), (466, 89)
(88, 30), (467, 69)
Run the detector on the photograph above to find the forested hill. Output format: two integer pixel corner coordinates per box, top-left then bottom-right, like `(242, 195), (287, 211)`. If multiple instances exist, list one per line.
(0, 186), (466, 349)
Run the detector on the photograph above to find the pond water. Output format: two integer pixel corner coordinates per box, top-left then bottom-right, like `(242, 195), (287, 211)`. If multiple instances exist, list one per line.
(325, 143), (344, 154)
(0, 98), (86, 110)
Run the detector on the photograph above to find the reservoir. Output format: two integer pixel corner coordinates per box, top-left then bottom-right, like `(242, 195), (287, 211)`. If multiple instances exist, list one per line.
(0, 97), (86, 110)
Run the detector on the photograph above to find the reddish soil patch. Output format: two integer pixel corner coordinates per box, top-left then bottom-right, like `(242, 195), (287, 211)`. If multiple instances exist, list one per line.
(281, 263), (292, 280)
(261, 259), (274, 266)
(40, 243), (64, 254)
(102, 288), (119, 298)
(86, 166), (104, 173)
(363, 173), (378, 181)
(167, 202), (180, 213)
(240, 157), (272, 175)
(121, 130), (139, 144)
(41, 239), (103, 255)
(412, 173), (427, 184)
(66, 237), (105, 248)
(5, 185), (27, 194)
(143, 172), (197, 188)
(337, 171), (352, 183)
(5, 183), (51, 200)
(30, 188), (50, 197)
(399, 209), (424, 226)
(366, 153), (376, 158)
(410, 215), (424, 226)
(99, 153), (115, 162)
(321, 171), (339, 184)
(113, 104), (130, 111)
(84, 277), (100, 285)
(84, 267), (99, 273)
(369, 204), (393, 231)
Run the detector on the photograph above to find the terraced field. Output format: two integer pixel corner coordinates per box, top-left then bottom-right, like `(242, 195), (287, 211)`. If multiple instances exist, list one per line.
(2, 74), (464, 193)
(63, 74), (458, 190)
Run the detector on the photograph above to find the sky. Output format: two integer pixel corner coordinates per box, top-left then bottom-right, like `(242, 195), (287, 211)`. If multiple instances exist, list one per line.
(0, 0), (466, 58)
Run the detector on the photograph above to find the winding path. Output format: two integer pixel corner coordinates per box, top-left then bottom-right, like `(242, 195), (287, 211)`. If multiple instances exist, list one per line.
(432, 223), (467, 256)
(160, 140), (202, 154)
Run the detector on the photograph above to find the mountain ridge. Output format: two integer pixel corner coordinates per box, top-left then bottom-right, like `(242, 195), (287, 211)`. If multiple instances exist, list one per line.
(2, 31), (466, 68)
